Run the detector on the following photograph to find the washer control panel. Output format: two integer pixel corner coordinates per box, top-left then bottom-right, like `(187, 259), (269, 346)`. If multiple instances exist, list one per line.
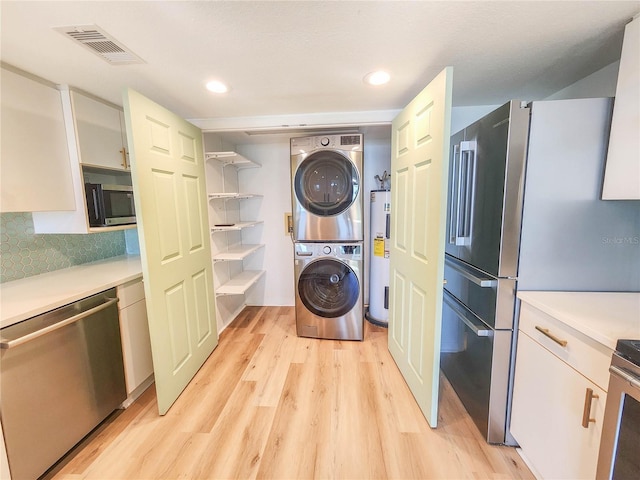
(295, 243), (362, 260)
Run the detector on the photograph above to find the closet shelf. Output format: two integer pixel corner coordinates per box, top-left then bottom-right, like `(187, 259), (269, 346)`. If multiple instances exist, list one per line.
(216, 270), (265, 296)
(212, 244), (264, 262)
(211, 221), (263, 232)
(208, 193), (263, 200)
(205, 151), (261, 169)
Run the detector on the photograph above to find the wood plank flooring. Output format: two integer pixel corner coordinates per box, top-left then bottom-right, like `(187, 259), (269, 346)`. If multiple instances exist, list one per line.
(46, 306), (533, 479)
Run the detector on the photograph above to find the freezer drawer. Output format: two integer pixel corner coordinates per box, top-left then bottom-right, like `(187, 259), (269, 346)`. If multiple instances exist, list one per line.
(444, 254), (516, 330)
(440, 290), (513, 444)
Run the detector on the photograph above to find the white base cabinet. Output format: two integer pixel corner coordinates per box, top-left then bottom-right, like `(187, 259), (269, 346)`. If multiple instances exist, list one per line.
(117, 278), (154, 407)
(511, 333), (606, 479)
(511, 302), (612, 480)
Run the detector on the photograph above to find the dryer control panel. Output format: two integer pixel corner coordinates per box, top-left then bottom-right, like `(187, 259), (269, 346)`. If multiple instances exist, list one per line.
(295, 243), (362, 261)
(291, 134), (363, 153)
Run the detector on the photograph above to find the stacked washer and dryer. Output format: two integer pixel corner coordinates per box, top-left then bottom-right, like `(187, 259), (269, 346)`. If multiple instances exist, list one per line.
(290, 134), (364, 341)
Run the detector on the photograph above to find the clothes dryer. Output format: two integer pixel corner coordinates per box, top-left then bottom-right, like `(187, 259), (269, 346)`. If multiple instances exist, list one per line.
(294, 242), (363, 340)
(290, 134), (363, 241)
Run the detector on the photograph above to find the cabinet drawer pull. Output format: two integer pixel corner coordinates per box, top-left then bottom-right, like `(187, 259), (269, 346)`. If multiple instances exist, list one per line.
(581, 387), (599, 428)
(534, 325), (568, 347)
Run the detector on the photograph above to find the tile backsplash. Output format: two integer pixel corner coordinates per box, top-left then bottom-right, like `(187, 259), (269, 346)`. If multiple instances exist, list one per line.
(0, 212), (126, 283)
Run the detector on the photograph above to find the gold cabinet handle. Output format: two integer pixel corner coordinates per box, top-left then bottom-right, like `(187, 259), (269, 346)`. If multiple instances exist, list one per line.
(534, 325), (568, 347)
(119, 147), (128, 169)
(581, 387), (599, 428)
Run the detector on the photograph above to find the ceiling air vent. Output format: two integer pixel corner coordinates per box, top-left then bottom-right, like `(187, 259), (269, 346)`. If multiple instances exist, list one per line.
(54, 25), (144, 65)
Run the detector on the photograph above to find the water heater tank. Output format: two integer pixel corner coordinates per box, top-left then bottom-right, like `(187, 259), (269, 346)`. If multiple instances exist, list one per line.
(366, 190), (390, 326)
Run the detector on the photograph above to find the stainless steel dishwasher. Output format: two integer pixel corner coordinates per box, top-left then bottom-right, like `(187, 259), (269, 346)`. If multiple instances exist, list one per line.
(0, 288), (126, 480)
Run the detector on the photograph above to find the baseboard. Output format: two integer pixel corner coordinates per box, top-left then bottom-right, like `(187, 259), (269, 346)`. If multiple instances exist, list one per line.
(120, 375), (155, 409)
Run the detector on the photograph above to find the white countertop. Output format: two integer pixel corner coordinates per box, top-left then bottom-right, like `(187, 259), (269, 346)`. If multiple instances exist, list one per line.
(517, 291), (640, 350)
(0, 255), (143, 328)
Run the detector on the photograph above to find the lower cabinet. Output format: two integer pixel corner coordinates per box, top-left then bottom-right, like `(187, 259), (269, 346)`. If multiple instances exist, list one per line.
(511, 302), (610, 479)
(117, 278), (154, 407)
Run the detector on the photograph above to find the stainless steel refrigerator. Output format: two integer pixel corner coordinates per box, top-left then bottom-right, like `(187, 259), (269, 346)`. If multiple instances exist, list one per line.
(440, 97), (640, 445)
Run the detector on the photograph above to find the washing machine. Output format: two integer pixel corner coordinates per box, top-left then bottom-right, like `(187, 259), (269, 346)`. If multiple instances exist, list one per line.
(290, 134), (364, 241)
(294, 242), (364, 340)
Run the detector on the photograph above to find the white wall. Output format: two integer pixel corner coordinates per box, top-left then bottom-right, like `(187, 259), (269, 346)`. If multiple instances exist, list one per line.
(236, 140), (294, 306)
(362, 136), (392, 305)
(544, 61), (619, 100)
(448, 61), (620, 133)
(451, 105), (500, 133)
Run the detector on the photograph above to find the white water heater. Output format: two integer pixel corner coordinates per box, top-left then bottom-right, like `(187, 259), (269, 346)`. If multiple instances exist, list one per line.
(366, 189), (390, 326)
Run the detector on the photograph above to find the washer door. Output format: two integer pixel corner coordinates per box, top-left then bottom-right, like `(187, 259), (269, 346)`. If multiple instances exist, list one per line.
(298, 259), (359, 318)
(294, 151), (359, 216)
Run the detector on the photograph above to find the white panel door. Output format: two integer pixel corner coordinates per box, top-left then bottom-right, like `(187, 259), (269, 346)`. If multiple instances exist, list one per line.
(123, 89), (218, 415)
(388, 68), (453, 426)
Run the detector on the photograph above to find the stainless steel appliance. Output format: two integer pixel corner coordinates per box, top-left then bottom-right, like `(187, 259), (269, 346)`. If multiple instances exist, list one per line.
(366, 189), (390, 326)
(597, 340), (640, 479)
(0, 289), (126, 480)
(290, 134), (364, 241)
(441, 98), (640, 445)
(294, 242), (363, 340)
(85, 182), (136, 227)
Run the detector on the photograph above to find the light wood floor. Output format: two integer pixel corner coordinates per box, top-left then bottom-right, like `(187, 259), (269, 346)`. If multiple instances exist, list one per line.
(47, 306), (533, 479)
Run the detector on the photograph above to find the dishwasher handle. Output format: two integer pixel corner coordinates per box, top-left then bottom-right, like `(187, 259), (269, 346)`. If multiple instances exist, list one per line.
(0, 296), (119, 349)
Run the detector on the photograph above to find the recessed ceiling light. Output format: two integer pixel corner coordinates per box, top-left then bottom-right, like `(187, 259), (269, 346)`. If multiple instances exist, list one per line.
(364, 70), (390, 86)
(206, 80), (229, 94)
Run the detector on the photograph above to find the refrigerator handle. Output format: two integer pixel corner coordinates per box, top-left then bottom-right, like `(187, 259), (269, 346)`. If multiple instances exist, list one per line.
(454, 141), (476, 246)
(445, 257), (497, 287)
(449, 144), (461, 245)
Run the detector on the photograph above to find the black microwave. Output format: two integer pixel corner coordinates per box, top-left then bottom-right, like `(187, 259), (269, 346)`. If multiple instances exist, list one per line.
(85, 183), (136, 227)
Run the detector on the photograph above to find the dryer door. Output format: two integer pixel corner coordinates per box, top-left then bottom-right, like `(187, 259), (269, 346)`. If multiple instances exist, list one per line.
(294, 151), (359, 216)
(298, 259), (359, 318)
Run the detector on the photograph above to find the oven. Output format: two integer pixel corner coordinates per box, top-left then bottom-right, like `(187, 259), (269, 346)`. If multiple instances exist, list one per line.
(596, 340), (640, 479)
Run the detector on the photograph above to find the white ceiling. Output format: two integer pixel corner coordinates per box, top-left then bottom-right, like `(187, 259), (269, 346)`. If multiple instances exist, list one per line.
(2, 1), (639, 126)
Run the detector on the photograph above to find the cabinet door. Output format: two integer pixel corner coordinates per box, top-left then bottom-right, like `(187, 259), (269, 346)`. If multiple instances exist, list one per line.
(1, 66), (75, 212)
(119, 299), (154, 394)
(602, 15), (640, 199)
(72, 90), (128, 170)
(511, 332), (606, 479)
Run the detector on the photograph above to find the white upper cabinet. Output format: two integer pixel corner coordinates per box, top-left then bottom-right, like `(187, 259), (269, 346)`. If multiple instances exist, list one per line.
(32, 87), (134, 234)
(71, 90), (129, 170)
(0, 65), (75, 213)
(602, 15), (640, 200)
